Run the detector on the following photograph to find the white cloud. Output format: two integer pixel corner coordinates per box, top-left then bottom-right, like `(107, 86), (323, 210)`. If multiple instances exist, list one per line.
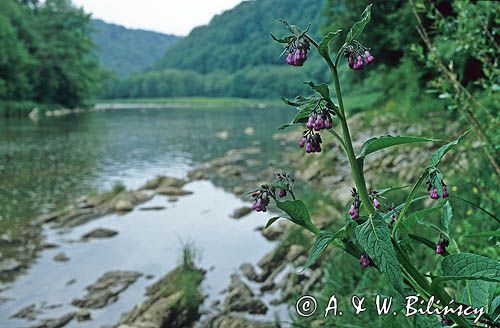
(72, 0), (244, 36)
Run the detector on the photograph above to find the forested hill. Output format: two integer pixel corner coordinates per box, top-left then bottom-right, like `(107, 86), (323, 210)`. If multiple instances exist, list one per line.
(92, 19), (180, 77)
(102, 0), (327, 99)
(155, 0), (323, 74)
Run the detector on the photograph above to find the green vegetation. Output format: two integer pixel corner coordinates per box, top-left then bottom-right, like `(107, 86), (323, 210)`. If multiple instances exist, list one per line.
(0, 0), (99, 116)
(98, 0), (327, 99)
(91, 19), (180, 78)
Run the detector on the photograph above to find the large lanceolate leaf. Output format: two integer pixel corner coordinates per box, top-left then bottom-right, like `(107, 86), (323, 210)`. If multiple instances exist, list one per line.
(441, 253), (500, 310)
(276, 200), (319, 234)
(429, 129), (471, 167)
(318, 29), (342, 57)
(345, 4), (372, 43)
(358, 135), (437, 158)
(355, 219), (405, 295)
(465, 230), (500, 238)
(304, 228), (348, 269)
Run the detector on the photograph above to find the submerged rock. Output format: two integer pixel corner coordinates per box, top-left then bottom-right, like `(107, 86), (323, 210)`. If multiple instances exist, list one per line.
(10, 304), (41, 320)
(72, 270), (142, 309)
(81, 228), (118, 240)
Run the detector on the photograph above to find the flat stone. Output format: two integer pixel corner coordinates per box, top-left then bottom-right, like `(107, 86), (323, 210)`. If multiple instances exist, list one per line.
(72, 271), (142, 309)
(230, 207), (252, 219)
(114, 200), (134, 212)
(0, 258), (22, 272)
(76, 308), (92, 321)
(239, 263), (259, 282)
(30, 311), (76, 328)
(53, 252), (70, 262)
(156, 187), (193, 196)
(139, 206), (166, 211)
(82, 228), (118, 240)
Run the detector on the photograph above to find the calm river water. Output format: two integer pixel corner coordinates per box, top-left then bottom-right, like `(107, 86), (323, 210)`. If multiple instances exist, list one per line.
(0, 106), (294, 327)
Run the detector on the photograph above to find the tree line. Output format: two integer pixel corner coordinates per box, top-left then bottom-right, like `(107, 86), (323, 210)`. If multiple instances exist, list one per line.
(0, 0), (99, 115)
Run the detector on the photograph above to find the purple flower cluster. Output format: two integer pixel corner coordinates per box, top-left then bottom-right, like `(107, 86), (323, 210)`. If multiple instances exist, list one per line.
(359, 253), (373, 268)
(428, 181), (449, 200)
(344, 44), (375, 71)
(306, 112), (333, 131)
(349, 188), (361, 220)
(251, 190), (270, 212)
(298, 132), (322, 153)
(286, 42), (310, 66)
(435, 239), (449, 255)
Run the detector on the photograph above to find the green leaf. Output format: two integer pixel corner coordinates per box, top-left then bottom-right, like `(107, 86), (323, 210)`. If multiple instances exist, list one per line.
(403, 206), (443, 227)
(358, 135), (438, 158)
(345, 4), (372, 43)
(277, 123), (296, 130)
(269, 33), (294, 44)
(265, 216), (281, 229)
(465, 230), (500, 238)
(276, 200), (319, 234)
(440, 201), (453, 235)
(355, 219), (405, 295)
(429, 129), (471, 167)
(305, 81), (331, 102)
(442, 253), (500, 310)
(304, 231), (335, 268)
(318, 29), (342, 57)
(377, 185), (410, 196)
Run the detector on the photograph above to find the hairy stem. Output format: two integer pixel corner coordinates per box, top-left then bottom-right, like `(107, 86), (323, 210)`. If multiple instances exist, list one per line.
(325, 55), (376, 216)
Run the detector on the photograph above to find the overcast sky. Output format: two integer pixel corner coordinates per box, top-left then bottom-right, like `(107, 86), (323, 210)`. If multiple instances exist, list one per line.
(72, 0), (244, 36)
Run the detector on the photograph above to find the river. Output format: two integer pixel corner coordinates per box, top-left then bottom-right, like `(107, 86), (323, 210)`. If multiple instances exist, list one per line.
(0, 105), (294, 327)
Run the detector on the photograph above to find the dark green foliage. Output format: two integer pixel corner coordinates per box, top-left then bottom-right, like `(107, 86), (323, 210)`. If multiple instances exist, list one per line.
(0, 0), (99, 111)
(91, 19), (180, 78)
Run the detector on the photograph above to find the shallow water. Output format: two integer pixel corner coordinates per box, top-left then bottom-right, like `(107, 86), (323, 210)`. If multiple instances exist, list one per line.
(0, 106), (293, 326)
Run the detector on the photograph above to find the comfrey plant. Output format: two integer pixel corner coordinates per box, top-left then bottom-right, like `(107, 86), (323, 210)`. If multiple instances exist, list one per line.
(254, 5), (499, 327)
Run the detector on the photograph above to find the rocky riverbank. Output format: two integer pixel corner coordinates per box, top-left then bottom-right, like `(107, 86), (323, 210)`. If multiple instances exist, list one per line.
(0, 111), (462, 327)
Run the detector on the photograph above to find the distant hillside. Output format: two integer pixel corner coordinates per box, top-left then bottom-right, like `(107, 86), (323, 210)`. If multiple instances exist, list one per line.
(155, 0), (324, 74)
(101, 0), (327, 99)
(91, 19), (180, 77)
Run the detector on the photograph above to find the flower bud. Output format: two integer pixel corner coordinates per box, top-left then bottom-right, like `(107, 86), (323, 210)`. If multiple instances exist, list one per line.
(435, 239), (449, 254)
(442, 185), (449, 198)
(364, 51), (375, 65)
(305, 142), (312, 153)
(359, 253), (373, 268)
(373, 198), (381, 209)
(306, 115), (314, 130)
(286, 52), (294, 65)
(278, 189), (286, 198)
(430, 188), (439, 200)
(324, 116), (332, 129)
(349, 204), (359, 219)
(298, 137), (306, 148)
